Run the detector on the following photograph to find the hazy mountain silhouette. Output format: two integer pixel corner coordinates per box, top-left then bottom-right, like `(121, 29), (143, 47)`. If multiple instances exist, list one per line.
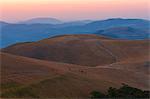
(58, 20), (93, 27)
(95, 27), (149, 40)
(19, 17), (63, 24)
(0, 21), (10, 27)
(1, 18), (149, 48)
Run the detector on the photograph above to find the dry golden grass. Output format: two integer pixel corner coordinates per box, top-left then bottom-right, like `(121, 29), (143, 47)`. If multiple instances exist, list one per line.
(1, 52), (149, 98)
(1, 34), (149, 98)
(2, 34), (149, 66)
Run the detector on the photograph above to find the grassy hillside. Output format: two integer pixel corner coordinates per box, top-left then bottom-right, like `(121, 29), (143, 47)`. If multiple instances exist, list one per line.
(1, 52), (149, 98)
(2, 34), (149, 66)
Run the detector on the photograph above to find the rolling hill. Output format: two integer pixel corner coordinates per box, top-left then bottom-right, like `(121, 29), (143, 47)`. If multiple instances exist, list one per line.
(2, 34), (149, 67)
(95, 27), (149, 40)
(1, 52), (149, 98)
(1, 34), (149, 98)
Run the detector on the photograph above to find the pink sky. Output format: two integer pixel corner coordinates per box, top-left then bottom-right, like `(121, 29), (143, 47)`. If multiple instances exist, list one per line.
(0, 0), (149, 22)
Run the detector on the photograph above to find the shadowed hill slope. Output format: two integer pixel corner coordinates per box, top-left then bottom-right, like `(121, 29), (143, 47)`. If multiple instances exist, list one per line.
(2, 34), (149, 66)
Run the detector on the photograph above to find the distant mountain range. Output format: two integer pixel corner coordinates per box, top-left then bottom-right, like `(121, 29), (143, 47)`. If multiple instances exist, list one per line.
(56, 20), (93, 27)
(18, 18), (92, 26)
(0, 18), (150, 48)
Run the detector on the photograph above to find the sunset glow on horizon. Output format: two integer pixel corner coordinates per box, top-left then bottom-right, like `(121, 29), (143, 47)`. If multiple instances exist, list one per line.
(0, 0), (149, 22)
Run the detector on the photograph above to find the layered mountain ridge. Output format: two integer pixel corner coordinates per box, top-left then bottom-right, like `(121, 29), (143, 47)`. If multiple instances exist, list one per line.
(1, 18), (149, 48)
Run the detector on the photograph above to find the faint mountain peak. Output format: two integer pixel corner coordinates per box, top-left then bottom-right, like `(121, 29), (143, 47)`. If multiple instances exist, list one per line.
(19, 17), (63, 24)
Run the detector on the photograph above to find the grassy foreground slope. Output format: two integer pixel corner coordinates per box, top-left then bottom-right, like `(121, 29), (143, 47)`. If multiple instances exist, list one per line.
(1, 52), (149, 98)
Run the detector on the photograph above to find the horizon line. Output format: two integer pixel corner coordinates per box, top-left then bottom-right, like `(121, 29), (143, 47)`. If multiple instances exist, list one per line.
(1, 17), (149, 23)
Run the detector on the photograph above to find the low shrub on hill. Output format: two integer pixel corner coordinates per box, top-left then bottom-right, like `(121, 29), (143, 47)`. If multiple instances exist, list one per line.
(90, 84), (150, 98)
